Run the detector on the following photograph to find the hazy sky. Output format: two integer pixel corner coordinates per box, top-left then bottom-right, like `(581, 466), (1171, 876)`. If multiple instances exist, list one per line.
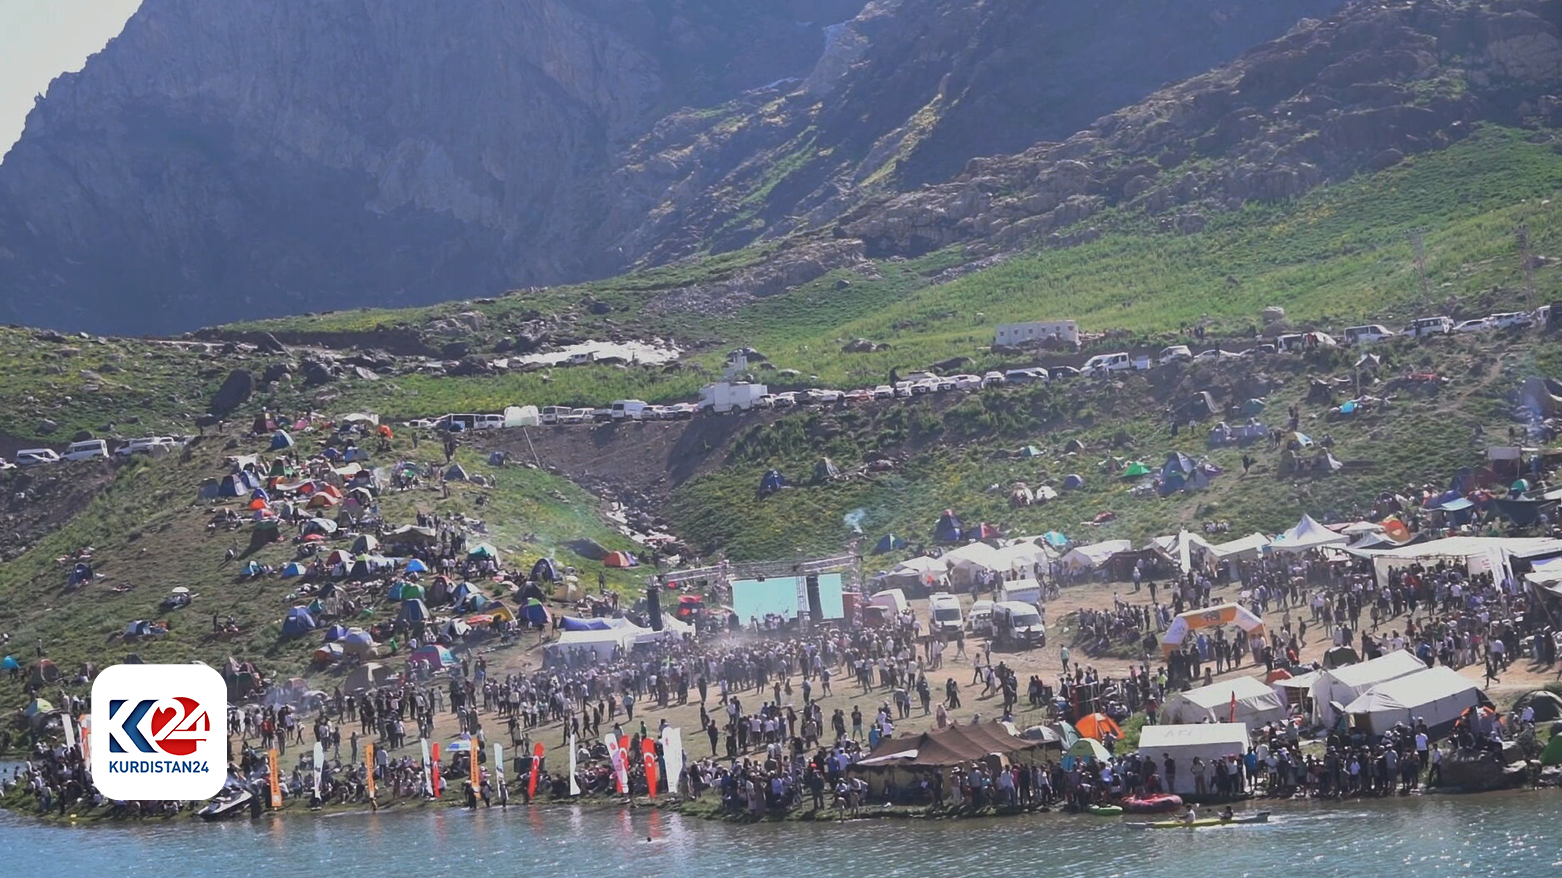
(0, 0), (142, 157)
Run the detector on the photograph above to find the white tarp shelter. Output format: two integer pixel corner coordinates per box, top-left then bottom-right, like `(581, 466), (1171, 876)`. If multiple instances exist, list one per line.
(1059, 539), (1132, 572)
(1367, 536), (1562, 587)
(1344, 666), (1481, 738)
(1208, 532), (1271, 560)
(1311, 650), (1428, 727)
(1268, 514), (1348, 552)
(1137, 724), (1252, 797)
(549, 628), (634, 659)
(943, 542), (1006, 586)
(1160, 675), (1287, 730)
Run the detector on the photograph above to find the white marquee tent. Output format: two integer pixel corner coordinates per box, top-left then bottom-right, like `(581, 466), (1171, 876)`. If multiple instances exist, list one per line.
(1137, 724), (1252, 797)
(1344, 666), (1481, 738)
(1267, 514), (1347, 552)
(1310, 650), (1429, 727)
(1160, 675), (1288, 730)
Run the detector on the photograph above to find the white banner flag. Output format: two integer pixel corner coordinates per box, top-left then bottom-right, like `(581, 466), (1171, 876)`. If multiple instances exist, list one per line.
(312, 742), (324, 798)
(568, 733), (581, 796)
(493, 744), (504, 782)
(661, 727), (683, 799)
(421, 738), (433, 796)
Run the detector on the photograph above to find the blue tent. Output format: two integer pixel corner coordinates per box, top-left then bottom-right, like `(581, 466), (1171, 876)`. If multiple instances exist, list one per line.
(217, 471), (261, 497)
(281, 607), (317, 638)
(250, 487), (270, 502)
(560, 617), (613, 632)
(323, 624), (348, 642)
(523, 598), (549, 626)
(758, 469), (786, 497)
(242, 560), (264, 577)
(270, 430), (294, 450)
(1062, 474), (1086, 490)
(405, 558), (430, 573)
(530, 557), (561, 583)
(0, 656), (18, 670)
(934, 510), (964, 542)
(398, 598), (431, 624)
(871, 534), (908, 555)
(1161, 451), (1197, 479)
(281, 562), (306, 578)
(450, 582), (474, 608)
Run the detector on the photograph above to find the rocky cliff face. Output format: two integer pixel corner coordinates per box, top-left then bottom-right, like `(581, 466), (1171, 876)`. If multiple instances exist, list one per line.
(834, 0), (1562, 257)
(0, 0), (863, 333)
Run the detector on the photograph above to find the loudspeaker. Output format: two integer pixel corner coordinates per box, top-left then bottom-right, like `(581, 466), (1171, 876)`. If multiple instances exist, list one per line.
(805, 574), (823, 624)
(646, 582), (663, 631)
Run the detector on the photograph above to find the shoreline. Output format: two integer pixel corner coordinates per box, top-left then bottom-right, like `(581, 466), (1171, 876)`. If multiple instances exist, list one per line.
(7, 778), (1557, 828)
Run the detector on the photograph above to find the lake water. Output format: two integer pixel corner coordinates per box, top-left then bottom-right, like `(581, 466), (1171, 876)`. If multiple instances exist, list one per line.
(3, 793), (1559, 878)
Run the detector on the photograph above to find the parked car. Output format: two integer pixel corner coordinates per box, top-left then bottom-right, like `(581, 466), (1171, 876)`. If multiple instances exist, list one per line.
(981, 371), (1007, 388)
(845, 388), (874, 404)
(0, 457), (13, 470)
(666, 403), (698, 419)
(115, 436), (173, 456)
(1082, 352), (1133, 376)
(813, 389), (844, 404)
(611, 399), (650, 420)
(1453, 318), (1493, 333)
(968, 599), (995, 635)
(1404, 316), (1453, 337)
(951, 374), (984, 390)
(559, 408), (590, 425)
(15, 448), (60, 467)
(1489, 311), (1533, 330)
(1004, 368), (1046, 385)
(1343, 324), (1396, 344)
(1047, 365), (1081, 380)
(63, 439), (109, 461)
(872, 385), (895, 399)
(1158, 345), (1193, 365)
(540, 405), (571, 425)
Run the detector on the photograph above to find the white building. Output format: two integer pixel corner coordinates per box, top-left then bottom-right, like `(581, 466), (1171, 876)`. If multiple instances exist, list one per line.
(994, 320), (1079, 347)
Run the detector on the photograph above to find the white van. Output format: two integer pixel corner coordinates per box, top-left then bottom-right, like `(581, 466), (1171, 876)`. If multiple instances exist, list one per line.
(1404, 316), (1453, 338)
(540, 406), (571, 425)
(1158, 345), (1193, 365)
(62, 439), (109, 461)
(928, 593), (964, 637)
(15, 448), (60, 467)
(1343, 325), (1396, 344)
(1082, 352), (1132, 376)
(993, 601), (1046, 648)
(610, 399), (650, 420)
(439, 413), (504, 431)
(968, 599), (995, 635)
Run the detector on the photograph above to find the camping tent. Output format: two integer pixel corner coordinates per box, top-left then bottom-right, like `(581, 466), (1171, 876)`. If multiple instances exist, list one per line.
(397, 598), (431, 625)
(1160, 675), (1287, 730)
(344, 662), (394, 693)
(1268, 514), (1348, 552)
(444, 463), (470, 481)
(1122, 462), (1153, 479)
(530, 557), (561, 582)
(467, 543), (500, 561)
(351, 534), (381, 554)
(871, 534), (909, 555)
(281, 561), (307, 578)
(758, 469), (786, 497)
(1160, 603), (1265, 656)
(1059, 540), (1132, 573)
(1074, 713), (1123, 741)
(405, 558), (429, 574)
(1061, 474), (1085, 490)
(604, 550), (639, 568)
(270, 430), (294, 450)
(408, 645), (456, 669)
(933, 510), (964, 543)
(1137, 724), (1252, 797)
(341, 628), (378, 659)
(1310, 650), (1430, 727)
(1344, 666), (1481, 738)
(281, 607), (317, 638)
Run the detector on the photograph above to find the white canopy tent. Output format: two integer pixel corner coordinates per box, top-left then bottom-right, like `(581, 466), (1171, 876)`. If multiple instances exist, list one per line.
(1160, 675), (1288, 730)
(549, 628), (634, 660)
(943, 542), (1007, 587)
(1059, 539), (1132, 572)
(1268, 514), (1348, 552)
(1137, 724), (1252, 797)
(1207, 532), (1271, 560)
(1344, 666), (1481, 738)
(1367, 536), (1562, 587)
(1310, 650), (1429, 727)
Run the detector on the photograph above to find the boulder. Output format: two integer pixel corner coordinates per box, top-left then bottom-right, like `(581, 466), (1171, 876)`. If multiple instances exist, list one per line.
(37, 419), (58, 435)
(301, 358), (336, 386)
(257, 332), (289, 354)
(70, 430), (95, 442)
(209, 369), (255, 414)
(441, 341), (471, 360)
(261, 362), (294, 383)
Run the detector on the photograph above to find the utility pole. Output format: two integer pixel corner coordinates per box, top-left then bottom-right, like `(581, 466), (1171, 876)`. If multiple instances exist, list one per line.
(1516, 224), (1536, 300)
(1409, 229), (1430, 302)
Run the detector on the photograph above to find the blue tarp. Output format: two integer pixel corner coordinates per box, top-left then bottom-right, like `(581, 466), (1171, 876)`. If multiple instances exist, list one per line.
(560, 617), (613, 632)
(1042, 531), (1069, 548)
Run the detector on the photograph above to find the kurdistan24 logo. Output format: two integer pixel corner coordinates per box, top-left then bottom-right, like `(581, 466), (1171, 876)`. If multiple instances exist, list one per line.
(107, 696), (209, 756)
(91, 664), (228, 800)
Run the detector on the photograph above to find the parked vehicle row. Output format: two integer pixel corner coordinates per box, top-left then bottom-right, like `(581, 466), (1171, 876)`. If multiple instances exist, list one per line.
(2, 435), (186, 470)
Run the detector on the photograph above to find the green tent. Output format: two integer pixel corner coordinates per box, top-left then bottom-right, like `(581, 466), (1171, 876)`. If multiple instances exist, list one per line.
(1068, 737), (1112, 762)
(1019, 445), (1042, 458)
(1542, 735), (1562, 767)
(1122, 462), (1153, 478)
(468, 543), (499, 561)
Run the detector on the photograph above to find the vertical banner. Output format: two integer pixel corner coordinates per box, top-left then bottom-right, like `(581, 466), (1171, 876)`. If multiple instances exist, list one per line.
(61, 712), (76, 751)
(267, 748), (282, 808)
(312, 742), (324, 800)
(421, 738), (433, 797)
(641, 737), (658, 800)
(365, 742), (376, 800)
(473, 741), (483, 790)
(528, 742), (545, 799)
(568, 734), (581, 797)
(605, 734), (625, 794)
(493, 744), (503, 784)
(78, 715), (92, 767)
(431, 743), (443, 799)
(661, 727), (683, 800)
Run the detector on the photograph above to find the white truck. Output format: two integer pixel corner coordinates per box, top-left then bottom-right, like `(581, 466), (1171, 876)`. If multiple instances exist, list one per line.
(699, 381), (769, 413)
(993, 601), (1047, 648)
(998, 580), (1043, 607)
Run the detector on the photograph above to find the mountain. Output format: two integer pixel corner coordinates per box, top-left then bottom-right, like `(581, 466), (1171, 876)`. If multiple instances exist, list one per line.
(0, 0), (866, 333)
(0, 0), (1343, 334)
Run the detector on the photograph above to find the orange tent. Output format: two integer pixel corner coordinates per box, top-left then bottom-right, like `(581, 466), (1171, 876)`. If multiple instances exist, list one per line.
(377, 425), (394, 438)
(1074, 712), (1123, 741)
(248, 498), (268, 510)
(603, 551), (639, 568)
(307, 493), (340, 508)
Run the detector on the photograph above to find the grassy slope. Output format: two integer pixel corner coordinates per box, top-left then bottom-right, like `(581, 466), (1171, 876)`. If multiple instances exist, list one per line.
(0, 433), (646, 710)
